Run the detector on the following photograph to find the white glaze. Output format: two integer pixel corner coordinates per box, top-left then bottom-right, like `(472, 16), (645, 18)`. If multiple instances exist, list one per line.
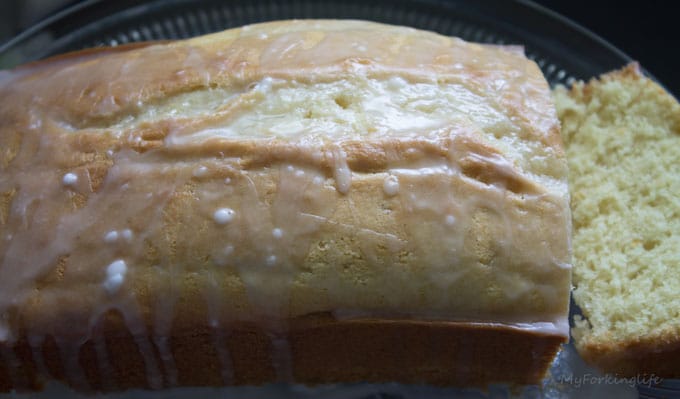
(204, 269), (235, 385)
(92, 333), (117, 391)
(193, 166), (208, 177)
(270, 335), (294, 382)
(153, 335), (178, 387)
(0, 323), (9, 342)
(103, 230), (119, 243)
(382, 175), (399, 197)
(103, 259), (127, 294)
(332, 310), (569, 337)
(28, 334), (51, 381)
(121, 228), (134, 242)
(113, 299), (165, 390)
(135, 334), (164, 389)
(55, 338), (90, 391)
(213, 245), (235, 267)
(213, 208), (236, 225)
(62, 173), (78, 186)
(332, 148), (351, 194)
(103, 274), (124, 294)
(174, 76), (512, 143)
(213, 328), (235, 385)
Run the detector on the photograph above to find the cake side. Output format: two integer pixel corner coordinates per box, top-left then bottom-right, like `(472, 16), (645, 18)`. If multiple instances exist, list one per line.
(0, 20), (571, 390)
(0, 313), (566, 391)
(554, 63), (680, 377)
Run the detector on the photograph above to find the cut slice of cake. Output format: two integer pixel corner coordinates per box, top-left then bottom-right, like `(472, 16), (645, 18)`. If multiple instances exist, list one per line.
(554, 63), (680, 377)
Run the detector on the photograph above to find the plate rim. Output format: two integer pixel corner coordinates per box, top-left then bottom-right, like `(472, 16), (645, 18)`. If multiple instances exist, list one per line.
(0, 0), (634, 80)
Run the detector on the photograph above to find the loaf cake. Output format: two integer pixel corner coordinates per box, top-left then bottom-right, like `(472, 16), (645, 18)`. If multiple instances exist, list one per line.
(0, 20), (572, 392)
(554, 64), (680, 377)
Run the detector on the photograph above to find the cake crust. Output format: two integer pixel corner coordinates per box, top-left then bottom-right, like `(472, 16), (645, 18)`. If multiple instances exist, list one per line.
(0, 312), (566, 392)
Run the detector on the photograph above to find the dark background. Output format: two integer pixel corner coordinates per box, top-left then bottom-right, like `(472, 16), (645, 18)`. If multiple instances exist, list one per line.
(0, 0), (678, 97)
(536, 0), (678, 97)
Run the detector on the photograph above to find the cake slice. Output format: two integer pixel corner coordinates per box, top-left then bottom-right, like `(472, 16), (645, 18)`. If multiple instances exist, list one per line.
(554, 64), (680, 377)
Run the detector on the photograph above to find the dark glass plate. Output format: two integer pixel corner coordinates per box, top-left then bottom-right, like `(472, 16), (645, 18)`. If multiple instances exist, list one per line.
(0, 0), (635, 87)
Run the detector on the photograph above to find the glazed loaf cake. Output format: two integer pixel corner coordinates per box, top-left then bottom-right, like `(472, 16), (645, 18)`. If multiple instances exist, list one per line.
(0, 20), (572, 391)
(554, 64), (680, 377)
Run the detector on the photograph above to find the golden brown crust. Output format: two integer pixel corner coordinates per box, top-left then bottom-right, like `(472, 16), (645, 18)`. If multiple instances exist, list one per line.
(0, 313), (566, 392)
(2, 20), (563, 152)
(578, 332), (680, 378)
(15, 41), (167, 72)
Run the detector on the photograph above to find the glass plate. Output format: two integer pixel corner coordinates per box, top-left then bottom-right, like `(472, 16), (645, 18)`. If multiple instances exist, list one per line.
(0, 0), (637, 87)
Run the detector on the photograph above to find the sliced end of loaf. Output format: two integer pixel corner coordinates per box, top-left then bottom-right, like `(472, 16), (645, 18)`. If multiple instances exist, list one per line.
(554, 63), (680, 377)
